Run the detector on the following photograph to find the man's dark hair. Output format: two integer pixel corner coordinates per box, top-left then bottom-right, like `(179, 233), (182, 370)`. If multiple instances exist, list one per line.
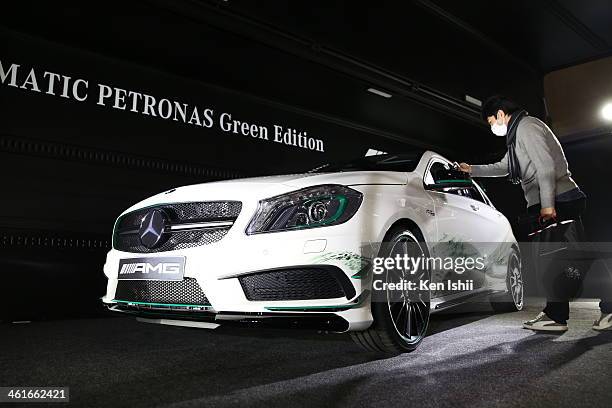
(481, 95), (521, 121)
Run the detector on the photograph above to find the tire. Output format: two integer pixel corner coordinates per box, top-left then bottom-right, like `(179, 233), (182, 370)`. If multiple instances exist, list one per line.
(351, 225), (431, 354)
(490, 249), (524, 313)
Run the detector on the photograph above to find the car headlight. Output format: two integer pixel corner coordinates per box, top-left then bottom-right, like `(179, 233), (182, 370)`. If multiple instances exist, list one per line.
(246, 184), (363, 234)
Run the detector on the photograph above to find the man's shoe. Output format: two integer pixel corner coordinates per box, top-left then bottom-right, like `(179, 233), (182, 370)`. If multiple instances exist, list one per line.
(593, 313), (612, 331)
(523, 312), (568, 332)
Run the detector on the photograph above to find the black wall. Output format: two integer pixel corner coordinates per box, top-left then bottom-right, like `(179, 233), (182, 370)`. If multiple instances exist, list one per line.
(563, 137), (612, 242)
(0, 1), (546, 320)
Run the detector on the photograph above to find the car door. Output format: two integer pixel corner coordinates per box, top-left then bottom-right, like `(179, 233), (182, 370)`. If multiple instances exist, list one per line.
(423, 157), (488, 293)
(463, 181), (509, 242)
(468, 181), (516, 289)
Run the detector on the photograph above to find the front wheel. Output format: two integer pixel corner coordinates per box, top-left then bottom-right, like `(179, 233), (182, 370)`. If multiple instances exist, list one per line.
(351, 227), (430, 354)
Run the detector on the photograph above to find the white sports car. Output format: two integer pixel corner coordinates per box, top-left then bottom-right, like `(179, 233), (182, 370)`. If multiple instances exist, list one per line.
(102, 150), (523, 353)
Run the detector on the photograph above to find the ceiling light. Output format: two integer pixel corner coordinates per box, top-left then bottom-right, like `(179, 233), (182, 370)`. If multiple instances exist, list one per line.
(367, 88), (392, 98)
(465, 95), (482, 107)
(602, 102), (612, 121)
(366, 149), (387, 156)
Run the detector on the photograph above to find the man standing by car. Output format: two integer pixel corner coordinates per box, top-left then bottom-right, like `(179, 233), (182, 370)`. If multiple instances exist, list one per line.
(458, 95), (612, 332)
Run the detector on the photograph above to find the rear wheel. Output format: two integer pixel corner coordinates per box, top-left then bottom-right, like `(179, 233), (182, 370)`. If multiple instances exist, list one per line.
(351, 226), (430, 354)
(490, 250), (524, 313)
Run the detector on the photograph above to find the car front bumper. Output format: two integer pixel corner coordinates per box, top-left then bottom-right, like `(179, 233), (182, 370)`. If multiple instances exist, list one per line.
(102, 219), (376, 331)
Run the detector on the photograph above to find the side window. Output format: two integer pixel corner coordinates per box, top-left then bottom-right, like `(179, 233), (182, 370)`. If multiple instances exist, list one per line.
(425, 158), (488, 204)
(425, 160), (466, 197)
(424, 160), (452, 185)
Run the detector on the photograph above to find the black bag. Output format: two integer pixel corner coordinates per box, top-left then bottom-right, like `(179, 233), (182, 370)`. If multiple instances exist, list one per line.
(529, 218), (590, 301)
(530, 218), (586, 257)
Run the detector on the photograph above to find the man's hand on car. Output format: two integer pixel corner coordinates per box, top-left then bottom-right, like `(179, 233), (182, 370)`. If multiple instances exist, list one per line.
(458, 162), (472, 173)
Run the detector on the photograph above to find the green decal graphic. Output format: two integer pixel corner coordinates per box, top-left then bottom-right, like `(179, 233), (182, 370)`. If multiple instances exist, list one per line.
(311, 251), (371, 274)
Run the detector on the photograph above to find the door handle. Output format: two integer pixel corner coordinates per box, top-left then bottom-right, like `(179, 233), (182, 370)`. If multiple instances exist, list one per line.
(470, 204), (480, 211)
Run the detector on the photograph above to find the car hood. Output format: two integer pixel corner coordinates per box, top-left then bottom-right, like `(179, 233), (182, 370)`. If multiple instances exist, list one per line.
(121, 171), (407, 214)
(212, 171), (407, 187)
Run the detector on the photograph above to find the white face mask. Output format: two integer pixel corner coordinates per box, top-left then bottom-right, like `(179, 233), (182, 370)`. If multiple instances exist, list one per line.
(491, 121), (507, 137)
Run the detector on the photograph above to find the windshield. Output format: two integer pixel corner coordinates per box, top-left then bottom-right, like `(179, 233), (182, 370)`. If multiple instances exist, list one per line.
(309, 152), (424, 173)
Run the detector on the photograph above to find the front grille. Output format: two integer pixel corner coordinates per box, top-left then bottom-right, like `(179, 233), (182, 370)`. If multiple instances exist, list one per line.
(116, 201), (242, 231)
(113, 201), (241, 253)
(239, 267), (351, 301)
(115, 278), (209, 306)
(116, 228), (229, 253)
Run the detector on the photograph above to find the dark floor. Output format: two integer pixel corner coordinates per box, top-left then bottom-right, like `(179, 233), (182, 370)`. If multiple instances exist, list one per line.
(1, 300), (611, 408)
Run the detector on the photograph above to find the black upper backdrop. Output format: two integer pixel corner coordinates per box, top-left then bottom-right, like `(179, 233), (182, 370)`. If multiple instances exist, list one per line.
(0, 0), (608, 318)
(0, 0), (544, 235)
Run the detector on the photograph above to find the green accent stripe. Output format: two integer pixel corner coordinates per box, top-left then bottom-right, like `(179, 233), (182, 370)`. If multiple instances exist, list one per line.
(113, 299), (212, 308)
(435, 179), (472, 184)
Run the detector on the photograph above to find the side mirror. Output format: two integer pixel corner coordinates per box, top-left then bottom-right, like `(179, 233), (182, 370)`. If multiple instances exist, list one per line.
(427, 168), (473, 190)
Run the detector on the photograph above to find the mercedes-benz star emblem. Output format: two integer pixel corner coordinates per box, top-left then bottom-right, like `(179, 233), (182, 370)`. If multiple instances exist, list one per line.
(139, 209), (168, 249)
